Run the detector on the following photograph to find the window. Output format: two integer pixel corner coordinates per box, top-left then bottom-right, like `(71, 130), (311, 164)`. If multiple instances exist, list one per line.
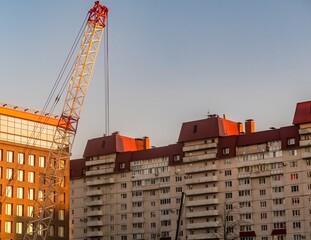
(121, 214), (127, 220)
(160, 199), (171, 205)
(291, 185), (299, 192)
(17, 204), (23, 216)
(5, 203), (13, 215)
(260, 189), (266, 196)
(6, 186), (13, 198)
(17, 187), (24, 199)
(293, 222), (301, 229)
(292, 209), (300, 216)
(27, 206), (34, 217)
(120, 163), (125, 169)
(49, 225), (55, 237)
(7, 151), (13, 163)
(288, 138), (295, 145)
(28, 188), (35, 200)
(193, 125), (198, 133)
(121, 204), (127, 210)
(28, 172), (35, 183)
(121, 193), (127, 199)
(18, 153), (24, 164)
(290, 150), (298, 156)
(58, 226), (65, 237)
(0, 149), (2, 161)
(225, 192), (232, 199)
(39, 157), (45, 167)
(173, 154), (181, 161)
(59, 209), (65, 220)
(225, 170), (232, 176)
(259, 177), (266, 184)
(291, 173), (298, 180)
(292, 197), (300, 204)
(225, 181), (232, 188)
(5, 221), (12, 233)
(28, 155), (35, 166)
(260, 201), (267, 208)
(261, 225), (268, 231)
(223, 148), (230, 155)
(176, 187), (183, 193)
(175, 176), (182, 182)
(6, 168), (13, 180)
(17, 170), (24, 181)
(261, 213), (267, 219)
(16, 222), (23, 234)
(121, 183), (127, 189)
(239, 190), (251, 196)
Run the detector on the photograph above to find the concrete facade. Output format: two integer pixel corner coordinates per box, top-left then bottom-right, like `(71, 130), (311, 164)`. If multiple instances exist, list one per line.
(70, 100), (311, 240)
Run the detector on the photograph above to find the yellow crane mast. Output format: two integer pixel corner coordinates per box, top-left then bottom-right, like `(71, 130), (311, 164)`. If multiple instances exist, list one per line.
(23, 2), (108, 239)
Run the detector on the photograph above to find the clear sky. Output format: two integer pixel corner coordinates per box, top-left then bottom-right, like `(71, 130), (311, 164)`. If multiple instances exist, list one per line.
(0, 1), (310, 158)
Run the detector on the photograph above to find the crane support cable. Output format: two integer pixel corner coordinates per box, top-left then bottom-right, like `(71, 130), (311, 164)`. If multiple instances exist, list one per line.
(104, 15), (110, 135)
(0, 13), (88, 208)
(23, 2), (108, 239)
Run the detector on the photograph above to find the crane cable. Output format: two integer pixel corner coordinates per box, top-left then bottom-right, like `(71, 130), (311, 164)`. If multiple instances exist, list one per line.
(0, 14), (88, 206)
(104, 15), (110, 136)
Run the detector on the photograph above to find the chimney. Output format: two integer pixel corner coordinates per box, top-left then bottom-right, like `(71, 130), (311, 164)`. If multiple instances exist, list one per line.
(245, 119), (255, 134)
(237, 122), (244, 134)
(143, 137), (150, 149)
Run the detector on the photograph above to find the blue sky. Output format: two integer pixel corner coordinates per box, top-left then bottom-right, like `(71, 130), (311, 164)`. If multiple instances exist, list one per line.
(0, 1), (310, 158)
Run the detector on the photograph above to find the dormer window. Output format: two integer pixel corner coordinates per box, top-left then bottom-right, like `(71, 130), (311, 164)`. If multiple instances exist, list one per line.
(223, 147), (230, 155)
(120, 162), (125, 169)
(193, 125), (198, 133)
(287, 138), (295, 146)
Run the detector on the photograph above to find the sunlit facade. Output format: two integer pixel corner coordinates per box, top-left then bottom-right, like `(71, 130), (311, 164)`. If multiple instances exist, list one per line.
(0, 103), (69, 239)
(70, 100), (311, 240)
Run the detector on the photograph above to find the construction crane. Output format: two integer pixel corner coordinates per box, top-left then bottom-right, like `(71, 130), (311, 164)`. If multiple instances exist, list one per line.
(23, 2), (108, 239)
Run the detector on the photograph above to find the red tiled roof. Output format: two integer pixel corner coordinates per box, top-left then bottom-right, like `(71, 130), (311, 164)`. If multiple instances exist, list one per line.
(83, 134), (146, 158)
(178, 117), (239, 142)
(70, 158), (86, 179)
(293, 100), (311, 125)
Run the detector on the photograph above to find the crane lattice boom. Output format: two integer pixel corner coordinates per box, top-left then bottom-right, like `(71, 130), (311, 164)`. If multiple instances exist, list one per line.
(23, 2), (108, 239)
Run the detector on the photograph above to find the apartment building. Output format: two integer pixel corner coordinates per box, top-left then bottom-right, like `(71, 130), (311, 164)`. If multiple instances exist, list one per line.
(0, 103), (70, 239)
(70, 100), (311, 240)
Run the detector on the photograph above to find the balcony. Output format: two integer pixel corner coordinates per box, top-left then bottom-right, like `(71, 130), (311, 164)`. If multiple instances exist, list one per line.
(87, 231), (104, 237)
(302, 151), (311, 159)
(86, 167), (114, 176)
(237, 172), (251, 178)
(186, 210), (218, 218)
(270, 168), (283, 175)
(87, 210), (103, 217)
(187, 233), (218, 240)
(185, 176), (218, 185)
(187, 221), (219, 229)
(86, 200), (103, 207)
(187, 187), (219, 196)
(300, 139), (311, 147)
(86, 189), (103, 197)
(185, 165), (217, 174)
(299, 128), (311, 135)
(86, 157), (115, 166)
(272, 204), (285, 211)
(186, 199), (219, 207)
(86, 178), (115, 186)
(87, 220), (104, 227)
(183, 142), (217, 152)
(183, 153), (217, 163)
